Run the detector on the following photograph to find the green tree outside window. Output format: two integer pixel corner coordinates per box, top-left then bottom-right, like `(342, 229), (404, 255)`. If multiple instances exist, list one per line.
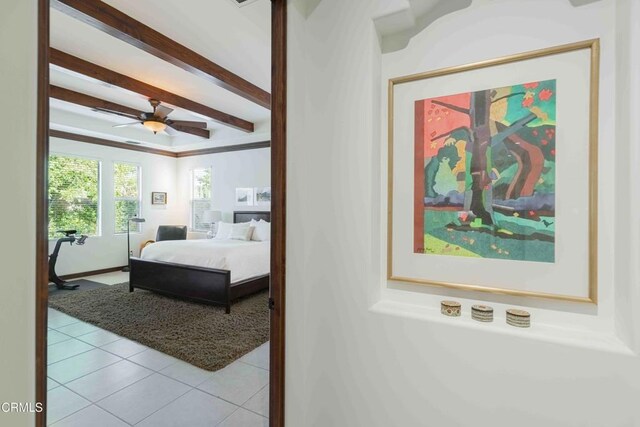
(48, 155), (100, 238)
(114, 163), (141, 233)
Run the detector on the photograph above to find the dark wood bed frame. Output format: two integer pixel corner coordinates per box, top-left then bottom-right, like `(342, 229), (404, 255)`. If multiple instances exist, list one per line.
(129, 211), (271, 313)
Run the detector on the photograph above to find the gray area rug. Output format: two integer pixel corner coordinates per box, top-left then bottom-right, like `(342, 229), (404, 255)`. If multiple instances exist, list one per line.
(49, 283), (269, 371)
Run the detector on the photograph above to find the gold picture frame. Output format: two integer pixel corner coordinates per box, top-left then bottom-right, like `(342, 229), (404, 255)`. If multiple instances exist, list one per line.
(387, 39), (600, 303)
(152, 191), (167, 205)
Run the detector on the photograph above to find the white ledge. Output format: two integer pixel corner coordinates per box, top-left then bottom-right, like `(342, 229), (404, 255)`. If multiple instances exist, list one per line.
(370, 299), (635, 356)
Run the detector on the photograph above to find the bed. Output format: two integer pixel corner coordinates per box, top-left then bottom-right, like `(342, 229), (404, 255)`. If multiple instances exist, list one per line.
(129, 211), (270, 313)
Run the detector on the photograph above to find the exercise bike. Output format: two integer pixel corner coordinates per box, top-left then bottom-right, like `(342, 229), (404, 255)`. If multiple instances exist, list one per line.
(49, 230), (88, 290)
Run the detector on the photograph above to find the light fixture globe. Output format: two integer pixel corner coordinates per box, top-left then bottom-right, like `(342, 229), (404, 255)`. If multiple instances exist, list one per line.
(143, 119), (167, 134)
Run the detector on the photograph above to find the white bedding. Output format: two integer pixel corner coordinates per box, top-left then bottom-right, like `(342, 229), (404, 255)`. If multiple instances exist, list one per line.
(140, 239), (270, 283)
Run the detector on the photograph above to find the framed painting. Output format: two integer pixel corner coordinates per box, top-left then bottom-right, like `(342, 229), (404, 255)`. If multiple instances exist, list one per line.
(151, 192), (167, 205)
(235, 188), (254, 206)
(255, 187), (272, 206)
(387, 40), (599, 303)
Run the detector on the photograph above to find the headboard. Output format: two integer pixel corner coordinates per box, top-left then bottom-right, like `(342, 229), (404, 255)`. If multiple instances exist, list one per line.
(233, 211), (271, 223)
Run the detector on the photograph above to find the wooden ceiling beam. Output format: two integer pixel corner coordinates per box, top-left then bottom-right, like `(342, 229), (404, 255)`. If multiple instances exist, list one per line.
(50, 48), (254, 133)
(51, 0), (271, 109)
(49, 85), (211, 139)
(50, 129), (271, 158)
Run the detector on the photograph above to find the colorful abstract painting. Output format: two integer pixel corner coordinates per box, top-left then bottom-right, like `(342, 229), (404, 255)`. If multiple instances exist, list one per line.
(414, 80), (556, 263)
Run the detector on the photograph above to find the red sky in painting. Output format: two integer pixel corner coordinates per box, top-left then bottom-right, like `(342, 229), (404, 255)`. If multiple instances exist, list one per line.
(417, 93), (471, 157)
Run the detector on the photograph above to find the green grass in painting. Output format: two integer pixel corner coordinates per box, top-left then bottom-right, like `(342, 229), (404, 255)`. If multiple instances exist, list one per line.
(424, 210), (554, 263)
(424, 233), (480, 257)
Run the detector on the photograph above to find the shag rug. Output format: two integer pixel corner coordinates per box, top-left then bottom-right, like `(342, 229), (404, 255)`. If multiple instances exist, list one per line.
(48, 283), (269, 371)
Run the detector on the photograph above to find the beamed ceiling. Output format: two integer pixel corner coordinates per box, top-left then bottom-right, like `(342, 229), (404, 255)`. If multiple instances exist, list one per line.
(49, 0), (271, 152)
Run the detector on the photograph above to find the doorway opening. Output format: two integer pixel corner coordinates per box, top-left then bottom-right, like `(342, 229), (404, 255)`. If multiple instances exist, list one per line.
(35, 1), (286, 426)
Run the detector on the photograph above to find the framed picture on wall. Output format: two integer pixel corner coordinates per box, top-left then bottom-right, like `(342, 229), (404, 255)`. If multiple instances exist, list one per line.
(387, 39), (600, 303)
(255, 187), (271, 206)
(235, 188), (254, 206)
(151, 192), (167, 205)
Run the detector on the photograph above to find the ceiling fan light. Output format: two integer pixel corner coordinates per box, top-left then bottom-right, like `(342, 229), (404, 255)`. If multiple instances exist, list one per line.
(143, 120), (167, 134)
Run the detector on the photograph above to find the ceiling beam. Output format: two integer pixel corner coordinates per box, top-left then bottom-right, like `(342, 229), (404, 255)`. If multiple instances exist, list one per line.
(50, 48), (254, 133)
(50, 85), (211, 139)
(50, 129), (177, 157)
(51, 0), (271, 109)
(176, 141), (271, 157)
(50, 129), (271, 158)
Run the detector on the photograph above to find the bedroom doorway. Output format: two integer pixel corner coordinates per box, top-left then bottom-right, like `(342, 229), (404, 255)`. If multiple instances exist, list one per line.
(35, 1), (286, 426)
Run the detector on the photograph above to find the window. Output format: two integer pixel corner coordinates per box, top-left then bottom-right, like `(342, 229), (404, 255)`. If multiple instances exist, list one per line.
(114, 162), (141, 234)
(191, 168), (212, 231)
(48, 155), (100, 239)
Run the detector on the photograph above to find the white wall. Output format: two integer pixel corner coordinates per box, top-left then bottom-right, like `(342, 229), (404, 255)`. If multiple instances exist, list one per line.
(48, 138), (180, 276)
(0, 1), (37, 425)
(286, 0), (640, 426)
(176, 148), (271, 229)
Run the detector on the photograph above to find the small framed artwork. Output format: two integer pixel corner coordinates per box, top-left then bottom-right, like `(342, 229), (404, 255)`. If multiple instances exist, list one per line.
(388, 39), (599, 303)
(235, 188), (254, 206)
(254, 187), (271, 206)
(152, 192), (167, 205)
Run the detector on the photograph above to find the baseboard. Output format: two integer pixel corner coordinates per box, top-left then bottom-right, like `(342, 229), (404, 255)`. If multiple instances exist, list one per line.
(59, 266), (127, 281)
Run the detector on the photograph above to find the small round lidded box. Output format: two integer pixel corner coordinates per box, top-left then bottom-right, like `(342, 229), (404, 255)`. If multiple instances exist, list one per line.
(441, 300), (461, 317)
(471, 305), (494, 322)
(506, 309), (531, 328)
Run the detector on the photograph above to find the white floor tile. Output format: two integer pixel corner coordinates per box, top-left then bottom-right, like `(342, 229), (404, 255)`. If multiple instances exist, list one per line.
(48, 377), (61, 391)
(77, 329), (122, 347)
(56, 322), (100, 338)
(48, 329), (72, 346)
(66, 360), (153, 402)
(46, 387), (90, 425)
(48, 312), (81, 329)
(96, 373), (190, 425)
(51, 405), (128, 427)
(136, 389), (237, 427)
(239, 342), (270, 371)
(128, 348), (179, 371)
(218, 408), (268, 427)
(48, 339), (95, 365)
(197, 361), (269, 406)
(83, 271), (129, 285)
(159, 360), (214, 387)
(243, 385), (269, 418)
(101, 338), (147, 358)
(48, 349), (122, 384)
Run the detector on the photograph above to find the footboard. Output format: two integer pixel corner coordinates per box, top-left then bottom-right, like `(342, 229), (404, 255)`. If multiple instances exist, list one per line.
(129, 257), (233, 313)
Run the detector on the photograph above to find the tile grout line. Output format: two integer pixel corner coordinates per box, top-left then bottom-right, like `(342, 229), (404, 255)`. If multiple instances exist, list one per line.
(240, 384), (269, 418)
(47, 345), (98, 367)
(48, 385), (92, 426)
(125, 381), (197, 426)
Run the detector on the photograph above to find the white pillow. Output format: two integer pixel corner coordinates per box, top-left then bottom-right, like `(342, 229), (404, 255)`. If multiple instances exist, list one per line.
(230, 222), (254, 241)
(213, 222), (232, 239)
(251, 219), (271, 241)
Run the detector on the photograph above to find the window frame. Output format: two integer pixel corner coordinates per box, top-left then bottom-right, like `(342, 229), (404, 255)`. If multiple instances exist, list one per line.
(113, 160), (142, 235)
(48, 152), (102, 240)
(190, 167), (213, 232)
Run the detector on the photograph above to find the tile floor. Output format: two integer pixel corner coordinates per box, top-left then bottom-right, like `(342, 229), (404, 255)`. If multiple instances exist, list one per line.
(47, 272), (269, 426)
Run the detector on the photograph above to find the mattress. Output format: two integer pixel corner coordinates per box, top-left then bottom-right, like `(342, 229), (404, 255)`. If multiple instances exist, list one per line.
(140, 239), (270, 283)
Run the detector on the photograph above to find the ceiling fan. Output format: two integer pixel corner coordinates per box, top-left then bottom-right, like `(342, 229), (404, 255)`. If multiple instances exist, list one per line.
(92, 99), (208, 136)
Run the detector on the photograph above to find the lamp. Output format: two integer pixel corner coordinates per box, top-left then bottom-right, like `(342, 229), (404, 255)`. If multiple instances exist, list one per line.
(122, 216), (146, 272)
(202, 210), (222, 238)
(143, 120), (167, 134)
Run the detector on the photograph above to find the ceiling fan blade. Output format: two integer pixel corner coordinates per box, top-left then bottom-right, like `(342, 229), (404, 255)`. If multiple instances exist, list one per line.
(92, 107), (140, 120)
(164, 126), (178, 136)
(166, 119), (208, 129)
(113, 122), (142, 128)
(155, 104), (173, 119)
(166, 123), (211, 139)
